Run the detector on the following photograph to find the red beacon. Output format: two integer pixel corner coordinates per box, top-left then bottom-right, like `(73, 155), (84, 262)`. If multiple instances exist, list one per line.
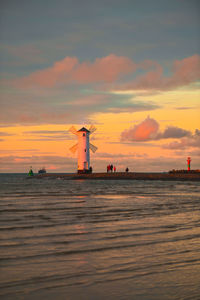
(187, 157), (191, 171)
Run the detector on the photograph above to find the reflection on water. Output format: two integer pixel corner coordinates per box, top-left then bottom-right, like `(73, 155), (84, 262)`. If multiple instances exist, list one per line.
(0, 174), (200, 300)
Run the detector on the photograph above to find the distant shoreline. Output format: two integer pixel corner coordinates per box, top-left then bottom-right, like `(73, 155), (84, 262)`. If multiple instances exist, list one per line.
(30, 172), (200, 181)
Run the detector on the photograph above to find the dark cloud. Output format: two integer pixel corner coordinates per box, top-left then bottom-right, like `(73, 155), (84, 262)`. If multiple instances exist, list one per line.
(157, 126), (191, 139)
(107, 102), (159, 113)
(162, 129), (200, 150)
(0, 86), (159, 125)
(0, 0), (199, 66)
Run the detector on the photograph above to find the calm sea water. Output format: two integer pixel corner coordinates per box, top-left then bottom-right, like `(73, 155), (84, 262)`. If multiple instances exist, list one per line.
(0, 174), (200, 300)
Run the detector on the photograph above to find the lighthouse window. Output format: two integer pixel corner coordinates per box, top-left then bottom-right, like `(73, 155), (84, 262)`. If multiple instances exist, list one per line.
(85, 149), (86, 152)
(83, 133), (85, 136)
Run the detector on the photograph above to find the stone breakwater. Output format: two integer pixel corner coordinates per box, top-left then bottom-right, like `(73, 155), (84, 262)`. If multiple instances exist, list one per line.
(32, 172), (200, 181)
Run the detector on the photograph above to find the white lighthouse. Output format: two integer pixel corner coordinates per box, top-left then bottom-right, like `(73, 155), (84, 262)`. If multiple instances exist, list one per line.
(69, 125), (97, 173)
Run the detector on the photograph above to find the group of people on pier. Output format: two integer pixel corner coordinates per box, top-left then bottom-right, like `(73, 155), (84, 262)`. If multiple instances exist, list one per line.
(107, 164), (116, 173)
(106, 164), (129, 173)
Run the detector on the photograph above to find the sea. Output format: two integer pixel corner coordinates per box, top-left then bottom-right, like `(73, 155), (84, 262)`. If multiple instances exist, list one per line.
(0, 174), (200, 300)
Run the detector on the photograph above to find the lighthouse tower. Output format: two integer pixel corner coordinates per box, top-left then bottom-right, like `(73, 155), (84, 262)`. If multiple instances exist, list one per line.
(69, 125), (97, 173)
(187, 157), (191, 171)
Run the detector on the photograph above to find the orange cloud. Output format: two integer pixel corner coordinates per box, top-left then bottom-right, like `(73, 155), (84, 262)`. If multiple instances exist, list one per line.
(71, 54), (136, 83)
(163, 129), (200, 149)
(122, 54), (200, 91)
(121, 116), (159, 141)
(15, 54), (136, 88)
(121, 116), (193, 142)
(13, 54), (200, 90)
(15, 56), (78, 88)
(169, 54), (200, 88)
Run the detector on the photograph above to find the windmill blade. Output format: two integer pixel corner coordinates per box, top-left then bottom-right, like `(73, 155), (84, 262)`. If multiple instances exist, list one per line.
(89, 125), (97, 134)
(69, 143), (78, 153)
(69, 126), (78, 135)
(89, 143), (98, 153)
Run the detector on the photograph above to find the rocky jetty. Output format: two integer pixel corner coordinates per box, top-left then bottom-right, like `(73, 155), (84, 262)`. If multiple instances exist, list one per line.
(32, 171), (200, 181)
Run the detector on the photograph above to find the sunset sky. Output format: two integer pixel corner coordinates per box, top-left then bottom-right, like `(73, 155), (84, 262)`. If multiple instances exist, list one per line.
(0, 0), (199, 173)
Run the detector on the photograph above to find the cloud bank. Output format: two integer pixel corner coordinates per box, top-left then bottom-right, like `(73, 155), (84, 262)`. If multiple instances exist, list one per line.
(162, 129), (200, 149)
(14, 54), (200, 91)
(125, 54), (200, 90)
(14, 54), (136, 88)
(1, 53), (199, 126)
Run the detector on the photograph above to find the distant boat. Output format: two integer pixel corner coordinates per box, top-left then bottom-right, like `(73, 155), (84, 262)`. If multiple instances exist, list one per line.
(38, 167), (46, 174)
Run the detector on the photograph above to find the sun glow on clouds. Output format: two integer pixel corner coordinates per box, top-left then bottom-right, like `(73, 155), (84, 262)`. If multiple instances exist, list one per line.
(13, 54), (200, 91)
(121, 116), (194, 142)
(1, 53), (200, 172)
(1, 78), (199, 173)
(0, 0), (199, 173)
(14, 54), (136, 88)
(121, 116), (159, 141)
